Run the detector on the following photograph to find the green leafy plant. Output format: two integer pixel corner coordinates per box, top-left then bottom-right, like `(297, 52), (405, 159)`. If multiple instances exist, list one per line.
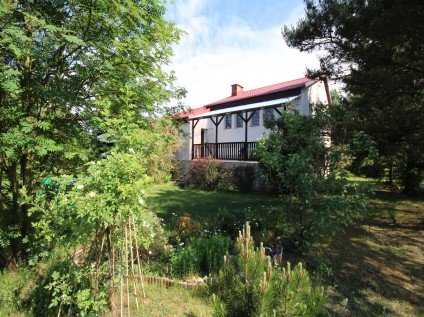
(176, 213), (201, 243)
(21, 125), (171, 316)
(0, 0), (183, 266)
(169, 234), (231, 279)
(255, 110), (370, 254)
(209, 222), (326, 317)
(179, 158), (233, 191)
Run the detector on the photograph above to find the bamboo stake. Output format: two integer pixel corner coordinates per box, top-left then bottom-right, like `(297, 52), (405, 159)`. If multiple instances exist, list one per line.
(95, 233), (106, 295)
(128, 217), (139, 311)
(107, 227), (117, 317)
(125, 223), (130, 317)
(120, 222), (124, 317)
(131, 216), (146, 298)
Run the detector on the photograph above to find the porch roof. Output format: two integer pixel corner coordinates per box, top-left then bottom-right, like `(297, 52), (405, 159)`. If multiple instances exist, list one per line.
(188, 95), (300, 120)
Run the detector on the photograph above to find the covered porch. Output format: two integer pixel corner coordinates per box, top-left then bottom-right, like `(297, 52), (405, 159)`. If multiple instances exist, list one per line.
(192, 141), (257, 161)
(188, 95), (299, 162)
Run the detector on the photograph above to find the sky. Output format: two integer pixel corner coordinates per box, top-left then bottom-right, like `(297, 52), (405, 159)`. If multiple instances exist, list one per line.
(165, 0), (321, 109)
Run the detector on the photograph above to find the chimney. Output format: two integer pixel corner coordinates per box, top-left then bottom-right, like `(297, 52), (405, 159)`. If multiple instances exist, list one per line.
(231, 84), (243, 96)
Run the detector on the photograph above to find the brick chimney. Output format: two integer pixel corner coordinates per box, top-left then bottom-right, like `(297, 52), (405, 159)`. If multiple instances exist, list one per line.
(231, 84), (243, 96)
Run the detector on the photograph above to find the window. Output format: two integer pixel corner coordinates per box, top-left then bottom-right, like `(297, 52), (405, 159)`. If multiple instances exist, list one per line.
(263, 108), (274, 125)
(250, 110), (259, 126)
(236, 113), (243, 128)
(225, 114), (232, 129)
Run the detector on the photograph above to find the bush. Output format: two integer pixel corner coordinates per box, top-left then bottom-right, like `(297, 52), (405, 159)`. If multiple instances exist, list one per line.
(232, 165), (256, 192)
(255, 111), (370, 254)
(169, 234), (231, 279)
(178, 158), (233, 191)
(176, 213), (201, 243)
(209, 222), (326, 317)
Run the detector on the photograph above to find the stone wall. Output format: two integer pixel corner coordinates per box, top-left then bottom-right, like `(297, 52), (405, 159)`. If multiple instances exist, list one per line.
(175, 160), (276, 193)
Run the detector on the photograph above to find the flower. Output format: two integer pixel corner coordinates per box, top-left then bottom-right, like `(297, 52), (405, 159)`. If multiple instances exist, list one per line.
(89, 191), (96, 197)
(77, 184), (84, 190)
(129, 148), (135, 154)
(138, 198), (144, 205)
(140, 189), (145, 195)
(148, 250), (152, 255)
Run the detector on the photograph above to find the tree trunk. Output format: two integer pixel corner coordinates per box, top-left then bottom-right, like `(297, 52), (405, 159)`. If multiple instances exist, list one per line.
(402, 156), (422, 195)
(7, 163), (24, 264)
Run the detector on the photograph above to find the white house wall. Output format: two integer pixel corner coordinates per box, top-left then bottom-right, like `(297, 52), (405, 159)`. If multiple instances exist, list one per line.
(176, 80), (329, 160)
(175, 122), (191, 160)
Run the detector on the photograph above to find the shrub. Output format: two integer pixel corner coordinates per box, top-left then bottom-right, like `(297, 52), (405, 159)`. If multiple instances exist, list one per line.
(176, 213), (201, 243)
(232, 165), (256, 192)
(255, 110), (370, 254)
(169, 234), (231, 279)
(209, 222), (326, 317)
(178, 158), (233, 191)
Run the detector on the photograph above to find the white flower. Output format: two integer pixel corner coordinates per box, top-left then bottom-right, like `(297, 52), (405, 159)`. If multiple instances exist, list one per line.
(129, 148), (135, 154)
(89, 191), (96, 197)
(96, 161), (101, 165)
(140, 189), (145, 195)
(77, 184), (84, 190)
(148, 250), (152, 255)
(138, 198), (144, 205)
(142, 221), (149, 228)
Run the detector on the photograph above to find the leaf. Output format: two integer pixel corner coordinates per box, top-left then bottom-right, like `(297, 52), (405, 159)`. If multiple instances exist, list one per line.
(62, 34), (85, 46)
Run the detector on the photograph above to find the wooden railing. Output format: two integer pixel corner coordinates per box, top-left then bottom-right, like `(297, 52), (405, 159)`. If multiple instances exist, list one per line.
(193, 142), (257, 161)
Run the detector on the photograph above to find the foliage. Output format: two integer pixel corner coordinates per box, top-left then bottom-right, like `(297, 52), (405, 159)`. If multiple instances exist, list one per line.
(178, 158), (233, 191)
(176, 213), (201, 243)
(209, 222), (326, 317)
(0, 267), (35, 316)
(255, 110), (370, 253)
(19, 125), (171, 315)
(0, 0), (184, 264)
(232, 165), (256, 192)
(283, 0), (424, 194)
(169, 234), (231, 279)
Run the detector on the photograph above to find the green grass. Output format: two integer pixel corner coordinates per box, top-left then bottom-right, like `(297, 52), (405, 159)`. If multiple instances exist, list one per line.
(3, 183), (422, 316)
(146, 182), (280, 232)
(146, 183), (424, 317)
(121, 282), (213, 317)
(318, 192), (424, 317)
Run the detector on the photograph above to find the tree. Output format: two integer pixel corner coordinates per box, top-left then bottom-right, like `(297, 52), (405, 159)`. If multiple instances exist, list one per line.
(283, 0), (424, 194)
(209, 222), (326, 317)
(0, 0), (183, 264)
(255, 110), (369, 253)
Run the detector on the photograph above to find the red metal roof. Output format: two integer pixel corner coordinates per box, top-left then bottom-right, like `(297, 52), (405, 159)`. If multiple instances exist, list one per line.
(176, 106), (210, 119)
(205, 77), (313, 108)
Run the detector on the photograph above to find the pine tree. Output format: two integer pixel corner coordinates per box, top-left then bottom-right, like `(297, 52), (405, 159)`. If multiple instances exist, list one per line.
(209, 222), (326, 317)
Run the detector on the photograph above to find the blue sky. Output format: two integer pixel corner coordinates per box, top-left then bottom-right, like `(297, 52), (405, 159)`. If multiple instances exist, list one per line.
(166, 0), (320, 108)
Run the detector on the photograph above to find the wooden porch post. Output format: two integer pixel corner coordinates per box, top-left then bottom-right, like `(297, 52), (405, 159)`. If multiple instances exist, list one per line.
(210, 115), (224, 159)
(244, 112), (248, 161)
(191, 119), (199, 160)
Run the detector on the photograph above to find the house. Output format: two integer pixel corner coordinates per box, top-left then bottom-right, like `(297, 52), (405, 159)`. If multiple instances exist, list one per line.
(175, 77), (331, 162)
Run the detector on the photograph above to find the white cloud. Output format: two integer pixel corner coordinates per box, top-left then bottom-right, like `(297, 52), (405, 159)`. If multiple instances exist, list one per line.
(167, 0), (320, 108)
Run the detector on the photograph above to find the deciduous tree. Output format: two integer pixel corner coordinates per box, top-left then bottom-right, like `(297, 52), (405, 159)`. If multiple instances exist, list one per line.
(0, 0), (182, 264)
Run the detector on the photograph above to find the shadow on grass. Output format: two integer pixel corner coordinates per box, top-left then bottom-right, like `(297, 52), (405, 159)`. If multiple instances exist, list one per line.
(146, 184), (280, 225)
(325, 193), (424, 317)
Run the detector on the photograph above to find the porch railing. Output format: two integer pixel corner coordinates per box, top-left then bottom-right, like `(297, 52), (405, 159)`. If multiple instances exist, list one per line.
(193, 142), (257, 161)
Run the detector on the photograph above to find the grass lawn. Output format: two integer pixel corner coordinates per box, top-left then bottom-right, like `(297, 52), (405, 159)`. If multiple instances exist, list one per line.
(121, 282), (213, 317)
(146, 182), (280, 232)
(146, 183), (424, 317)
(324, 192), (424, 317)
